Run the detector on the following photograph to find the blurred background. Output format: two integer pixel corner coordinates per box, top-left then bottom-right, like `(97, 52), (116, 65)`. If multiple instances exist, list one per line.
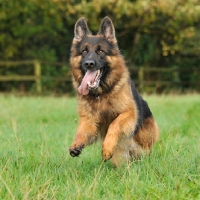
(0, 0), (200, 94)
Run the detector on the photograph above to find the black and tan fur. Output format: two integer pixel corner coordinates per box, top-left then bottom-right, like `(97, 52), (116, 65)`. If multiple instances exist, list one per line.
(69, 17), (159, 167)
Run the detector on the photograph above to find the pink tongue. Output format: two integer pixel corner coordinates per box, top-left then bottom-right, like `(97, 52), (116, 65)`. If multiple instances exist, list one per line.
(78, 70), (97, 95)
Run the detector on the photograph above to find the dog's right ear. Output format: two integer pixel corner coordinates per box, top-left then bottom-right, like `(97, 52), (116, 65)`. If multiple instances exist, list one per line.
(98, 17), (116, 41)
(74, 18), (91, 42)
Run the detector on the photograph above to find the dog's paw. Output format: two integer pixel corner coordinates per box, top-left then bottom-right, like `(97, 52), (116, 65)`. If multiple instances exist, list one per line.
(69, 144), (84, 157)
(102, 148), (113, 162)
(102, 136), (117, 162)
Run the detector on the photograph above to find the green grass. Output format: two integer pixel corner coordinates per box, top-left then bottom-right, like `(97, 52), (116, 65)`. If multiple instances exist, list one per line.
(0, 94), (200, 199)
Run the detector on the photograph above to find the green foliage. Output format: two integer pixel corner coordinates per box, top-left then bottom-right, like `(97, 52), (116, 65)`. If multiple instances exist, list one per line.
(1, 0), (200, 62)
(0, 0), (71, 61)
(0, 0), (200, 92)
(134, 34), (158, 65)
(0, 95), (200, 199)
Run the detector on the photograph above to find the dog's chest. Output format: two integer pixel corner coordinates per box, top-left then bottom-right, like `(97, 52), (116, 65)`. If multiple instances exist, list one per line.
(93, 98), (120, 122)
(98, 107), (118, 139)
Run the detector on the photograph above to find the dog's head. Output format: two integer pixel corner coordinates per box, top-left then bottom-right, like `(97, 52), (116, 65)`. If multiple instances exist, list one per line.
(70, 17), (124, 96)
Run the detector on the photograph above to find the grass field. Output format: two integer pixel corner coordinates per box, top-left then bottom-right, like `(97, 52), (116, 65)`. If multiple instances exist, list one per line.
(0, 94), (200, 199)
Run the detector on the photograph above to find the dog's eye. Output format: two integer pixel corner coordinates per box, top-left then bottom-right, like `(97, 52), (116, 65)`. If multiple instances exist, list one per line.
(82, 50), (87, 55)
(98, 50), (104, 55)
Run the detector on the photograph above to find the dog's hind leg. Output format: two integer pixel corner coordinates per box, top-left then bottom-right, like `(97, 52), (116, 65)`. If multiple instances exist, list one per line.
(111, 137), (136, 167)
(111, 148), (130, 167)
(132, 117), (159, 158)
(112, 117), (159, 166)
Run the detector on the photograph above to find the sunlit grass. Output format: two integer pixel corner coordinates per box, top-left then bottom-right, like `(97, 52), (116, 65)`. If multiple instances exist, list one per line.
(0, 95), (200, 199)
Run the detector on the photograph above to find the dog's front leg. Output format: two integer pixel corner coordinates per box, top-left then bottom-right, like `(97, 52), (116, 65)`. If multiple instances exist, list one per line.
(102, 111), (137, 161)
(69, 117), (97, 157)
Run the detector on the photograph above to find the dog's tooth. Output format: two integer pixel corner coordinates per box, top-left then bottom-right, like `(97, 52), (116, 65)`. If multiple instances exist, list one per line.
(87, 81), (92, 87)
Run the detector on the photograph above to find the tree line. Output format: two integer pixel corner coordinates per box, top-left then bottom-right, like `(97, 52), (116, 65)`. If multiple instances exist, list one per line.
(0, 0), (200, 93)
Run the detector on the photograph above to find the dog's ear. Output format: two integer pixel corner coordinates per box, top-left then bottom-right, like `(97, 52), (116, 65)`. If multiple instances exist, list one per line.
(98, 17), (115, 41)
(74, 17), (91, 42)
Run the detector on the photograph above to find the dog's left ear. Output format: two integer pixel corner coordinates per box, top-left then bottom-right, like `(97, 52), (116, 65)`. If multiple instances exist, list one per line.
(98, 17), (116, 41)
(74, 17), (91, 42)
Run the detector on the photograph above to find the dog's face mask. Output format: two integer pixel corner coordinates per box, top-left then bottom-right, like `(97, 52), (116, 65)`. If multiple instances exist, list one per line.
(73, 17), (118, 95)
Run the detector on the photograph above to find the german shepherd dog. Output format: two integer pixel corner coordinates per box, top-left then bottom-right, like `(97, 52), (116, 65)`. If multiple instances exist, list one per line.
(69, 17), (159, 167)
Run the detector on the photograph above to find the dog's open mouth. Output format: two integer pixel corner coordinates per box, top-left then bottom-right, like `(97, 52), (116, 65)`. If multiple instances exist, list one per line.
(78, 69), (103, 95)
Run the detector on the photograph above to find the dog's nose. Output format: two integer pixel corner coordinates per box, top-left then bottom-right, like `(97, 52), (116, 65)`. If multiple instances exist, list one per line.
(84, 60), (95, 70)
